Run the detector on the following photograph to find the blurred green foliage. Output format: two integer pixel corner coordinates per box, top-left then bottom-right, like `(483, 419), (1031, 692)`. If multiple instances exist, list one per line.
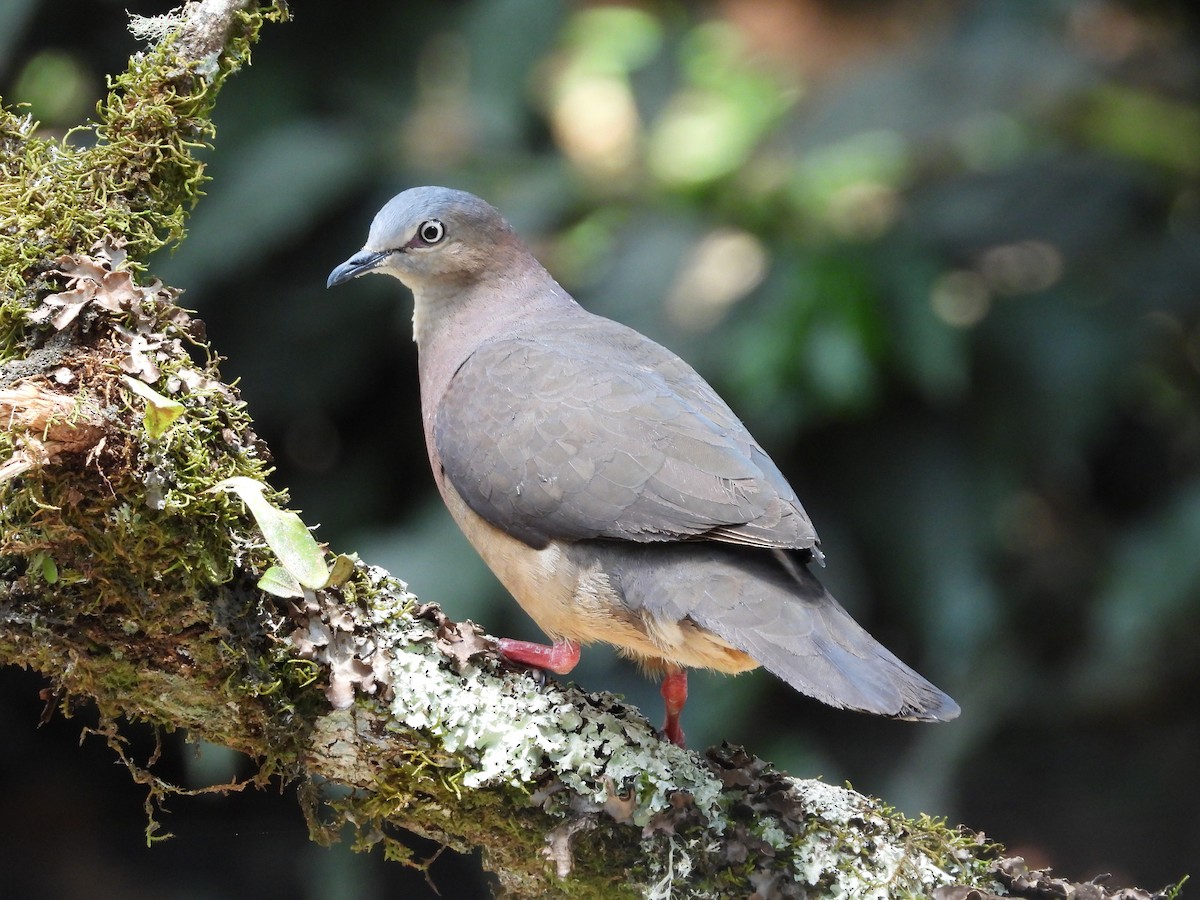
(2, 0), (1198, 897)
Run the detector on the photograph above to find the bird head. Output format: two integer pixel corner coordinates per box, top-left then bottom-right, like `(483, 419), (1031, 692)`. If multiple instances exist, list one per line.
(326, 186), (521, 295)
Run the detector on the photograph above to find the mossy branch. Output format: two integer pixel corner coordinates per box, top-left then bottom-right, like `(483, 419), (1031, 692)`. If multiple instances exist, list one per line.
(0, 3), (1181, 898)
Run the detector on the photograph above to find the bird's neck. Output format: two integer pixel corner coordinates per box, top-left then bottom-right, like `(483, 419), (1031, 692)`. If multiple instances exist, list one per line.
(412, 265), (576, 456)
(410, 261), (570, 348)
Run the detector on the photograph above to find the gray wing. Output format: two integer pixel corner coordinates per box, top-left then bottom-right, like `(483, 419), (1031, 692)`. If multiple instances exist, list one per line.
(434, 315), (820, 552)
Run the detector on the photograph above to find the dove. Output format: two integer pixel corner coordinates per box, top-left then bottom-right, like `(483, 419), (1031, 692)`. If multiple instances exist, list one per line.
(328, 186), (958, 745)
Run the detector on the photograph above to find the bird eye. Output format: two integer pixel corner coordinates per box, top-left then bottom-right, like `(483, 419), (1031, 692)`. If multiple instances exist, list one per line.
(418, 220), (446, 245)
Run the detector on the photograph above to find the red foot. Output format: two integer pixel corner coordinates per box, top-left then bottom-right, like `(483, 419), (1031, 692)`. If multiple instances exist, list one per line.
(497, 637), (581, 676)
(660, 668), (688, 747)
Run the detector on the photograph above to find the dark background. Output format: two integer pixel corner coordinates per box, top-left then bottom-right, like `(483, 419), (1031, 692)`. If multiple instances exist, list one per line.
(2, 0), (1198, 896)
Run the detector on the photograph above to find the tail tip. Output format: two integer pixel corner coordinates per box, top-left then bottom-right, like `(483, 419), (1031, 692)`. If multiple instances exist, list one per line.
(900, 689), (961, 722)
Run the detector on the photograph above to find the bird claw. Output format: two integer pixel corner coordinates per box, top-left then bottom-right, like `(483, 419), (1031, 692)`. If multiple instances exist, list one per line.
(660, 668), (688, 747)
(496, 637), (581, 677)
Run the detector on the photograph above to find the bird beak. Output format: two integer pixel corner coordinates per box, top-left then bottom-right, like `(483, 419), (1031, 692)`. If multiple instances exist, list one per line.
(327, 249), (389, 288)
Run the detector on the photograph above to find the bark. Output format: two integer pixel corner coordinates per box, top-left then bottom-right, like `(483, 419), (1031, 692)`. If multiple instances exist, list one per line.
(0, 3), (1181, 898)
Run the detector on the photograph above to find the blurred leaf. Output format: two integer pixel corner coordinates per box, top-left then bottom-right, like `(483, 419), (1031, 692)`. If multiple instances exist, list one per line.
(979, 290), (1128, 469)
(648, 21), (795, 186)
(326, 553), (358, 588)
(910, 157), (1151, 260)
(781, 6), (1091, 151)
(789, 130), (909, 220)
(11, 49), (94, 125)
(803, 318), (877, 410)
(1083, 83), (1200, 175)
(725, 250), (884, 429)
(562, 6), (661, 74)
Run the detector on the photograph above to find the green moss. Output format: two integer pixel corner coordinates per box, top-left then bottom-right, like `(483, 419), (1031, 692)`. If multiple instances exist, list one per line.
(0, 0), (314, 810)
(0, 4), (287, 315)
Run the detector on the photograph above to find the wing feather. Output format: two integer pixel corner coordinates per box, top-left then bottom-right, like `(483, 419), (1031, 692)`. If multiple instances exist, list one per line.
(434, 315), (820, 552)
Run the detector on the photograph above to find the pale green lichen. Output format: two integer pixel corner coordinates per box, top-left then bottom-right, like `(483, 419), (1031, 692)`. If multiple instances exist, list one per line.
(635, 754), (984, 898)
(337, 576), (725, 827)
(785, 781), (964, 897)
(389, 650), (722, 827)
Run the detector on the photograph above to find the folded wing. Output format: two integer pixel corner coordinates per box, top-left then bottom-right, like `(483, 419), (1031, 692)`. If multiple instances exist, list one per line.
(435, 314), (820, 554)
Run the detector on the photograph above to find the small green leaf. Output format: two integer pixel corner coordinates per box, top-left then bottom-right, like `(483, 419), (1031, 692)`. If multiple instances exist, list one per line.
(211, 476), (330, 590)
(42, 555), (58, 583)
(326, 553), (357, 588)
(122, 375), (185, 440)
(258, 565), (303, 598)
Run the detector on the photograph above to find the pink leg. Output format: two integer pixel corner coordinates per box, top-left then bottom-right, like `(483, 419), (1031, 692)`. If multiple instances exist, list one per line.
(497, 637), (581, 675)
(660, 668), (688, 747)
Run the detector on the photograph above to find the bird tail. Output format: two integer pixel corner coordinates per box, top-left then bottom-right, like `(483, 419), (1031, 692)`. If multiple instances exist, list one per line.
(716, 549), (960, 721)
(587, 540), (960, 721)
